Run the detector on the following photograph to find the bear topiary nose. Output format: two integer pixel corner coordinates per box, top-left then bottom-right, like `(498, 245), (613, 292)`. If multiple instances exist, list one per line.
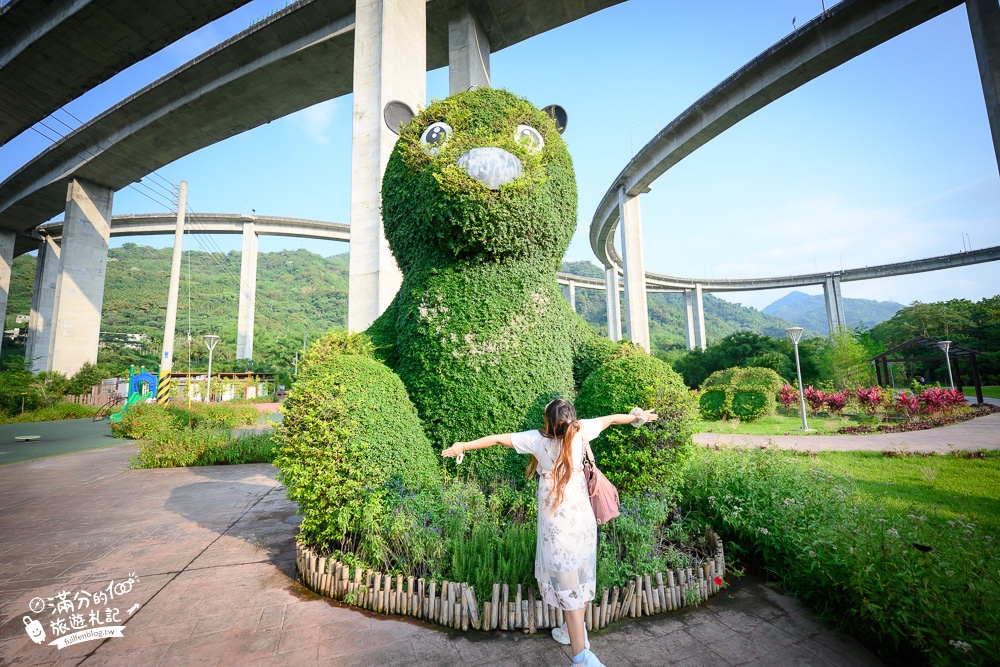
(456, 147), (523, 190)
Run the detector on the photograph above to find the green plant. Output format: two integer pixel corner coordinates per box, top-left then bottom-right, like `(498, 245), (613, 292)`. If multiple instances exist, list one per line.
(274, 330), (441, 560)
(685, 448), (1000, 665)
(449, 522), (536, 595)
(577, 353), (697, 497)
(698, 389), (730, 421)
(110, 402), (180, 439)
(2, 402), (100, 423)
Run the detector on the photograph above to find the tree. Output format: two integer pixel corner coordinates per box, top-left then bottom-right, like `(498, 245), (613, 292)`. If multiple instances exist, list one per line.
(818, 330), (874, 390)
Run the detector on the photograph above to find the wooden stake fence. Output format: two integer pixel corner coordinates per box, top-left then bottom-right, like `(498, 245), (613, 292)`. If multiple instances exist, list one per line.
(296, 528), (725, 633)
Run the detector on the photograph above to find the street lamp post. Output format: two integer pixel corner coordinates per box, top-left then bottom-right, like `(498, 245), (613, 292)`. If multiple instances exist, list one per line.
(203, 335), (220, 402)
(936, 340), (954, 389)
(785, 327), (812, 432)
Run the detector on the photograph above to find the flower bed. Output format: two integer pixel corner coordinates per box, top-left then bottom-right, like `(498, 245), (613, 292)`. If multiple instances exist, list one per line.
(836, 403), (1000, 434)
(295, 529), (726, 633)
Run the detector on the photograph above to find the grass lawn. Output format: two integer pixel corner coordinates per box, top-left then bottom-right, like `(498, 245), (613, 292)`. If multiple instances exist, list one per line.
(978, 385), (1000, 400)
(809, 450), (1000, 531)
(693, 412), (862, 435)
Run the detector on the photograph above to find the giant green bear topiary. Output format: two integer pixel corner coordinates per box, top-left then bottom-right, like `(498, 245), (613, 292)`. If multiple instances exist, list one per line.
(367, 88), (595, 484)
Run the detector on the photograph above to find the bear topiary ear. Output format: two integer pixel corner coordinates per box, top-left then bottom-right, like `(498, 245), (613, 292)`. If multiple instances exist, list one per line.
(384, 100), (416, 135)
(542, 104), (568, 134)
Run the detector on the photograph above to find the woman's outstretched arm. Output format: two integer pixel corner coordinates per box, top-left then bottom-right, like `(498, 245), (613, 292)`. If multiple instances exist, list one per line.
(597, 409), (659, 431)
(442, 433), (513, 458)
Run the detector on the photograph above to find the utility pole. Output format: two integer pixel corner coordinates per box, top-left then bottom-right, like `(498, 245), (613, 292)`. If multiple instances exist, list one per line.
(158, 181), (186, 404)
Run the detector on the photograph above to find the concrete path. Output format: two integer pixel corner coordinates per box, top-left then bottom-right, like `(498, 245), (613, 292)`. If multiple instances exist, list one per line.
(695, 412), (1000, 453)
(0, 444), (882, 666)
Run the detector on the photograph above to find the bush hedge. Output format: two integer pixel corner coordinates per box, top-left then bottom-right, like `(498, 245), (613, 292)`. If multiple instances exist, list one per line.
(274, 331), (440, 560)
(698, 366), (783, 422)
(686, 447), (1000, 666)
(577, 353), (697, 498)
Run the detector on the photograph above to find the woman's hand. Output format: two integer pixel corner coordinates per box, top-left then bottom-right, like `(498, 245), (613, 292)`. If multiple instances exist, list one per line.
(442, 442), (465, 458)
(641, 409), (659, 423)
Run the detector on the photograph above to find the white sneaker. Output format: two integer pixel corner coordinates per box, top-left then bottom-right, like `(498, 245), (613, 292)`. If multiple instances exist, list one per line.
(551, 623), (589, 649)
(570, 649), (605, 667)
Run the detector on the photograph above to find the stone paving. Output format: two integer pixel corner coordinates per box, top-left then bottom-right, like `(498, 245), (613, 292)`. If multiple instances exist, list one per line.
(0, 442), (883, 666)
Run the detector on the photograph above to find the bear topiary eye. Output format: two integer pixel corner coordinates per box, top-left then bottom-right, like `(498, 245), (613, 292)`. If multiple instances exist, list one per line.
(420, 121), (453, 154)
(515, 125), (544, 153)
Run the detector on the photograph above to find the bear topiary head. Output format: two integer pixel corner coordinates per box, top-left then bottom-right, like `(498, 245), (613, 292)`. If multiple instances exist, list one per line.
(381, 88), (577, 275)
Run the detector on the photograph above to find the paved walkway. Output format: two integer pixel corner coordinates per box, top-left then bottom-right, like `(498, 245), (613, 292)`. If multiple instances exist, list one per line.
(694, 411), (1000, 453)
(0, 444), (882, 666)
(0, 419), (119, 466)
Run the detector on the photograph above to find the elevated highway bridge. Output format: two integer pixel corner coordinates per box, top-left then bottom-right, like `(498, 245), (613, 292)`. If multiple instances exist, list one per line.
(3, 0), (998, 374)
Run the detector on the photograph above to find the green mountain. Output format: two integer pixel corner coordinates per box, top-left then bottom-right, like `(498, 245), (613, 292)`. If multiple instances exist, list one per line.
(4, 249), (817, 377)
(762, 290), (902, 332)
(5, 243), (348, 381)
(560, 261), (803, 354)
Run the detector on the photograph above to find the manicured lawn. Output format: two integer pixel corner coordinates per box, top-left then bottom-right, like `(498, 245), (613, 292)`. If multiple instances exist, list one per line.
(693, 412), (860, 435)
(809, 450), (1000, 531)
(978, 385), (1000, 400)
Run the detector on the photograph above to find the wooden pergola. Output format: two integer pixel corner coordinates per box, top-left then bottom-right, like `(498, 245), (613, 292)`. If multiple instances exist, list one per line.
(870, 336), (984, 404)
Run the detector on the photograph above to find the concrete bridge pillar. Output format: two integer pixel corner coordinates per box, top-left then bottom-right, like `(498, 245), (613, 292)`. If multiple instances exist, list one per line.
(448, 4), (490, 94)
(684, 289), (696, 350)
(348, 0), (426, 332)
(560, 281), (577, 312)
(605, 264), (621, 342)
(236, 219), (258, 360)
(0, 230), (15, 358)
(46, 178), (113, 376)
(618, 188), (650, 352)
(26, 235), (60, 373)
(823, 275), (846, 334)
(694, 283), (706, 351)
(967, 0), (1000, 175)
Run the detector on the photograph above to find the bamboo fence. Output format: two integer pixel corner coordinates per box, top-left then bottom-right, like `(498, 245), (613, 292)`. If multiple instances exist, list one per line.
(295, 528), (726, 633)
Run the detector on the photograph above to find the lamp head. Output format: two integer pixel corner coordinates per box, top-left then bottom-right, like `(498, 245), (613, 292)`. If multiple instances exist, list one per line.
(785, 326), (804, 344)
(203, 335), (220, 351)
(936, 340), (951, 353)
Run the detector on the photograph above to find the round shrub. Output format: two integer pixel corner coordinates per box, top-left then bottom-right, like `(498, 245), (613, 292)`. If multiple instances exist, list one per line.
(274, 333), (440, 560)
(698, 389), (730, 421)
(576, 353), (697, 497)
(573, 337), (643, 391)
(730, 390), (769, 421)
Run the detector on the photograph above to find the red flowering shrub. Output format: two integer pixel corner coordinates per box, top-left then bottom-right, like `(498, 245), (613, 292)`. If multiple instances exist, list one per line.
(778, 384), (799, 409)
(918, 387), (967, 416)
(824, 391), (849, 415)
(894, 391), (920, 419)
(804, 386), (826, 413)
(855, 386), (886, 414)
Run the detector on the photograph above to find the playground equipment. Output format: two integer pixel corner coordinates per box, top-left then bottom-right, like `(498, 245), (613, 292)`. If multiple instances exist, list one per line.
(108, 366), (159, 423)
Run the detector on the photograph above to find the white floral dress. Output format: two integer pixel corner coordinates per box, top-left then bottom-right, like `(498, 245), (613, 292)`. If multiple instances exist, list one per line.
(511, 418), (603, 610)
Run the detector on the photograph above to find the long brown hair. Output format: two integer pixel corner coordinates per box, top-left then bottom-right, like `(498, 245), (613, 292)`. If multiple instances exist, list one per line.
(525, 399), (579, 510)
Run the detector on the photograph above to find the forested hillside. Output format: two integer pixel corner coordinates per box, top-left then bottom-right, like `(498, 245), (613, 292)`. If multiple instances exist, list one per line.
(561, 260), (802, 356)
(5, 244), (348, 383)
(5, 249), (825, 380)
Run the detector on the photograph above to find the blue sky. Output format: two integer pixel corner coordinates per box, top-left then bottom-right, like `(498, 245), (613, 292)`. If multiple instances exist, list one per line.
(2, 0), (998, 313)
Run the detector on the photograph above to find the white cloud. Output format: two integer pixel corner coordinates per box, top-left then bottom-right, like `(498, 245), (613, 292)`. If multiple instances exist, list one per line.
(293, 99), (339, 145)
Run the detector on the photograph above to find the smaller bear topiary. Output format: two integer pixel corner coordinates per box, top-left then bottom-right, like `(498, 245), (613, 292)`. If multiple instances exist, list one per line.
(698, 366), (784, 422)
(576, 353), (697, 498)
(274, 331), (440, 560)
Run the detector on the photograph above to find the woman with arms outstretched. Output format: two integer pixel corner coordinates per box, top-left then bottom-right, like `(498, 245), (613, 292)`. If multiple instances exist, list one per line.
(442, 399), (658, 667)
